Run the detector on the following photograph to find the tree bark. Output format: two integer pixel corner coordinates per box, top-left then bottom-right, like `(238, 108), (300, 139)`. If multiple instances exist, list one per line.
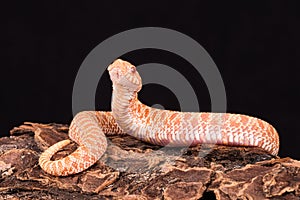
(0, 122), (299, 199)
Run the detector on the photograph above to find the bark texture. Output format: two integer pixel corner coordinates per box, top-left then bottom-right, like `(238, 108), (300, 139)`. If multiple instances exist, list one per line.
(0, 122), (299, 199)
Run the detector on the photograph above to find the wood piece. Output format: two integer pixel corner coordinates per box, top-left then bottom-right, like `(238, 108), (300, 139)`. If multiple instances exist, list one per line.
(0, 122), (299, 199)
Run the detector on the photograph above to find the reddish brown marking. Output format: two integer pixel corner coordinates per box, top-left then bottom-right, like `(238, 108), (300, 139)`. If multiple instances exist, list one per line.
(57, 161), (63, 171)
(71, 160), (78, 169)
(39, 59), (280, 177)
(190, 115), (199, 127)
(200, 113), (210, 122)
(240, 115), (250, 125)
(169, 113), (179, 121)
(143, 107), (149, 118)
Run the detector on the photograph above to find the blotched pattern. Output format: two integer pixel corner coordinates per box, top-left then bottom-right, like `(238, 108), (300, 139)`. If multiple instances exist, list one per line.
(39, 111), (124, 176)
(39, 59), (280, 176)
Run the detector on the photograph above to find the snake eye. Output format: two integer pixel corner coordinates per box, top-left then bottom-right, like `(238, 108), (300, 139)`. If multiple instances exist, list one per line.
(129, 66), (136, 73)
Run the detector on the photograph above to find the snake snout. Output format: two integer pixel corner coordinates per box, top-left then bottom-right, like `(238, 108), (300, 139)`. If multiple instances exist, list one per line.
(108, 68), (122, 83)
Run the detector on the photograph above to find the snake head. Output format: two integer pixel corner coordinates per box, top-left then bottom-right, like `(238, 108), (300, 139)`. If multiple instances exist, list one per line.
(108, 59), (142, 92)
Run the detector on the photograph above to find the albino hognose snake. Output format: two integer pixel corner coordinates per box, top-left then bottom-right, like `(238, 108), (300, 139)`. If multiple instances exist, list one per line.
(39, 59), (280, 176)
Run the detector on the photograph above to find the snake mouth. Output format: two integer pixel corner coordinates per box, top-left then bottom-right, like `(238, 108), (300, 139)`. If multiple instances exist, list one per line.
(124, 70), (140, 85)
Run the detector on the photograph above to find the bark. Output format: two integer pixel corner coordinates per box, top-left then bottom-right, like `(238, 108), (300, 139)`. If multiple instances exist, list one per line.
(0, 122), (299, 199)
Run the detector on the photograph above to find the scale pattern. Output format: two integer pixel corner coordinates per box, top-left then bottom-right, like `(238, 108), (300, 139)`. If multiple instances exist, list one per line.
(39, 111), (124, 176)
(39, 59), (280, 176)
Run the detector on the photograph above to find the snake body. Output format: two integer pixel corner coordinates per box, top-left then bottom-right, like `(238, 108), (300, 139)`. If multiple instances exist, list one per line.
(39, 59), (280, 176)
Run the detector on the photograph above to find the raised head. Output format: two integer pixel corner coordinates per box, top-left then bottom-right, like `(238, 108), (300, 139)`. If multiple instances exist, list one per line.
(108, 59), (142, 92)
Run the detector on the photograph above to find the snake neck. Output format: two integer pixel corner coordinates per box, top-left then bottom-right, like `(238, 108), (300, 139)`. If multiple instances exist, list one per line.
(111, 85), (141, 132)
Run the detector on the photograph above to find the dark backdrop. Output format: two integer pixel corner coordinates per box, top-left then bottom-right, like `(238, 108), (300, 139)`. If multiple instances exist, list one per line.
(1, 1), (299, 159)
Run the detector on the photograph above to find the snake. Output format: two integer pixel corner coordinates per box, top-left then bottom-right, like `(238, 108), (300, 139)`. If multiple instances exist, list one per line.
(39, 59), (280, 176)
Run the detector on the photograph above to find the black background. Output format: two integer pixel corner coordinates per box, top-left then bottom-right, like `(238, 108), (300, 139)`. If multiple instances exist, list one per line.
(1, 1), (299, 159)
